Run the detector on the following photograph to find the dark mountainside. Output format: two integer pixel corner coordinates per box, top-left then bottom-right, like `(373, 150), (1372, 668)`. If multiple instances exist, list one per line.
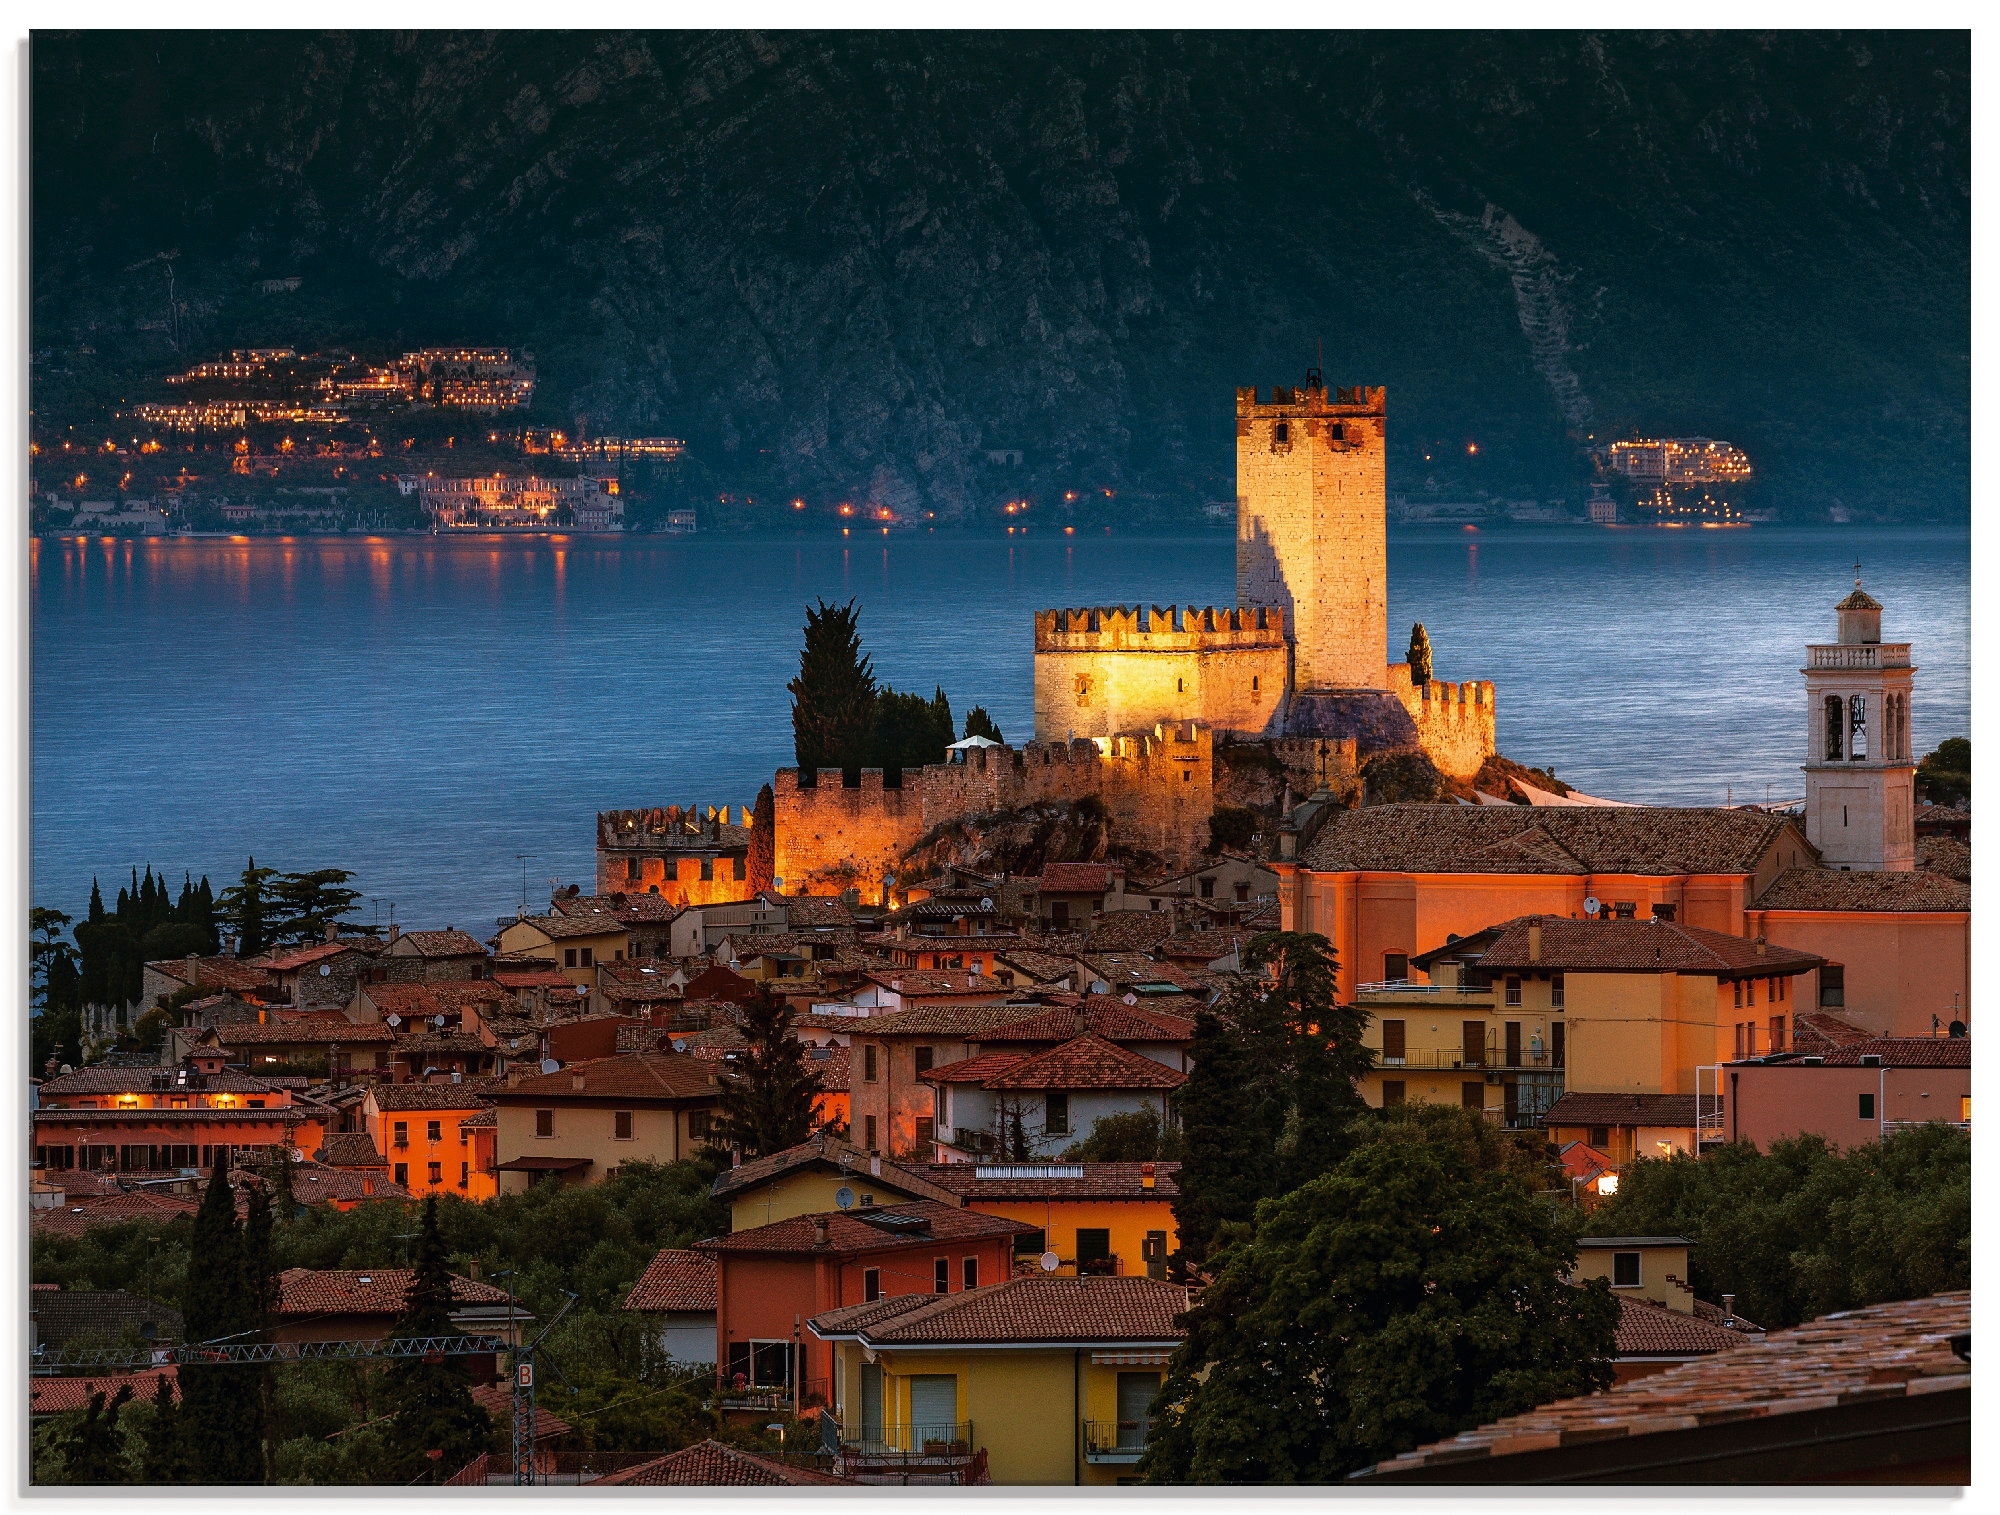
(33, 31), (1967, 521)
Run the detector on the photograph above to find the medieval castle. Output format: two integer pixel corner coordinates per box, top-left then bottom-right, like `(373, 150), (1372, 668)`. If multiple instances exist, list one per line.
(611, 381), (1500, 900)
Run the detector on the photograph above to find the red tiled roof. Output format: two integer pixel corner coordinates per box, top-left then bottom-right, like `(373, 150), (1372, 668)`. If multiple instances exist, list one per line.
(32, 1192), (202, 1237)
(1790, 1011), (1874, 1050)
(367, 1083), (498, 1111)
(251, 938), (385, 971)
(1358, 1292), (1969, 1479)
(506, 913), (632, 942)
(392, 929), (490, 957)
(497, 1052), (719, 1102)
(214, 1015), (395, 1045)
(147, 956), (274, 992)
(1422, 915), (1823, 977)
(1613, 1295), (1755, 1358)
(490, 965), (575, 990)
(276, 1268), (515, 1315)
(1915, 835), (1971, 882)
(845, 1005), (1040, 1038)
(812, 1275), (1188, 1345)
(1036, 862), (1120, 894)
(920, 1161), (1182, 1200)
(312, 1133), (388, 1168)
(39, 1066), (292, 1097)
(1544, 1092), (1698, 1128)
(1556, 1142), (1613, 1182)
(978, 999), (1195, 1046)
(589, 1439), (854, 1486)
(622, 1248), (718, 1312)
(552, 892), (680, 923)
(1806, 1037), (1971, 1068)
(1755, 868), (1969, 913)
(863, 968), (1013, 997)
(1303, 805), (1798, 876)
(981, 1034), (1186, 1091)
(707, 1136), (960, 1205)
(1080, 953), (1207, 992)
(700, 1201), (1033, 1255)
(237, 1161), (409, 1206)
(362, 982), (516, 1018)
(922, 1049), (1032, 1085)
(30, 1369), (176, 1418)
(1156, 930), (1253, 962)
(1081, 910), (1179, 952)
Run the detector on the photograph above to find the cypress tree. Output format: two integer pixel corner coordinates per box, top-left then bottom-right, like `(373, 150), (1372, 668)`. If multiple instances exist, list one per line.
(1408, 622), (1433, 684)
(179, 1157), (262, 1483)
(713, 991), (823, 1158)
(381, 1198), (491, 1483)
(138, 1375), (194, 1484)
(1170, 1007), (1262, 1275)
(928, 686), (955, 755)
(746, 783), (776, 893)
(242, 1181), (277, 1482)
(787, 599), (879, 782)
(88, 878), (105, 924)
(58, 1384), (134, 1484)
(962, 705), (1004, 743)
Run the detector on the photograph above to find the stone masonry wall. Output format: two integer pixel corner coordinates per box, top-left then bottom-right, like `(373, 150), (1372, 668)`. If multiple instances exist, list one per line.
(1387, 662), (1497, 781)
(773, 724), (1216, 891)
(1032, 604), (1289, 741)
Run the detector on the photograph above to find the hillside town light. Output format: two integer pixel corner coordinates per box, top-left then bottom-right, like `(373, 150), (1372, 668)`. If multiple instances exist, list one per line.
(1596, 1172), (1619, 1196)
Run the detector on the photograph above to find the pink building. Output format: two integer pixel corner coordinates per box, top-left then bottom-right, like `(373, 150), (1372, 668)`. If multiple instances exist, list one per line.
(1724, 1037), (1969, 1150)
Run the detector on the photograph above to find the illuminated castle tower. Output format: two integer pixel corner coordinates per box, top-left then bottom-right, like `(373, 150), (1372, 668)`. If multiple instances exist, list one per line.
(1235, 382), (1388, 691)
(1802, 579), (1916, 872)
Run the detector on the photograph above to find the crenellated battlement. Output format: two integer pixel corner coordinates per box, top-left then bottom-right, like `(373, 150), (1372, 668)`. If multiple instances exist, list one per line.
(1034, 603), (1286, 651)
(599, 805), (751, 847)
(1235, 384), (1385, 416)
(1386, 663), (1498, 781)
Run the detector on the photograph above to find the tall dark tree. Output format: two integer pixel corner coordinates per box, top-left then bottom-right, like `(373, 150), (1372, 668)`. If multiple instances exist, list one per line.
(57, 1384), (134, 1484)
(1917, 736), (1970, 805)
(873, 686), (953, 780)
(787, 599), (879, 783)
(241, 1180), (279, 1482)
(1407, 622), (1433, 684)
(746, 783), (776, 893)
(31, 906), (83, 1068)
(1145, 1111), (1619, 1483)
(138, 1375), (194, 1484)
(712, 992), (823, 1158)
(266, 868), (363, 945)
(217, 857), (275, 956)
(380, 1197), (491, 1483)
(1170, 1008), (1261, 1275)
(962, 705), (1004, 743)
(178, 1156), (262, 1483)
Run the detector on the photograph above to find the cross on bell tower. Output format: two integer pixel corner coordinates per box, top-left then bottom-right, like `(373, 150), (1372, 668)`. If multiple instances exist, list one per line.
(1802, 575), (1916, 871)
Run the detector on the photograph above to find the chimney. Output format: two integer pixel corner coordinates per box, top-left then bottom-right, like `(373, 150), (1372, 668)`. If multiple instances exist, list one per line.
(1140, 1162), (1156, 1190)
(1527, 924), (1542, 964)
(869, 1156), (882, 1177)
(812, 1216), (830, 1247)
(1754, 936), (1767, 957)
(1721, 1293), (1736, 1328)
(571, 1072), (586, 1091)
(388, 923), (401, 944)
(325, 922), (338, 943)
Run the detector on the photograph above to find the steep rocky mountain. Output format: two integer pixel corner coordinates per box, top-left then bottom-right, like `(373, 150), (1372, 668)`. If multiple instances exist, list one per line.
(33, 31), (1967, 519)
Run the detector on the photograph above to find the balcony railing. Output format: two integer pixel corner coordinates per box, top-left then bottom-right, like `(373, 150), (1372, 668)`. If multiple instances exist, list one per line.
(837, 1422), (976, 1465)
(1356, 979), (1494, 999)
(1083, 1419), (1154, 1464)
(1377, 1049), (1560, 1071)
(717, 1375), (828, 1411)
(1881, 1119), (1970, 1136)
(1808, 643), (1911, 669)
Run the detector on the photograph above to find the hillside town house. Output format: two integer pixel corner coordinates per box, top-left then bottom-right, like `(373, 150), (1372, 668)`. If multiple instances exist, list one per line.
(491, 1052), (721, 1190)
(363, 1082), (500, 1199)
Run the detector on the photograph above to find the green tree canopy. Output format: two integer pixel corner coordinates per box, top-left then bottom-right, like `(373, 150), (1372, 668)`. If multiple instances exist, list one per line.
(1917, 736), (1969, 806)
(1063, 1105), (1185, 1162)
(712, 992), (823, 1159)
(381, 1197), (492, 1483)
(1144, 1108), (1617, 1483)
(962, 705), (1004, 743)
(1206, 805), (1258, 855)
(265, 868), (363, 945)
(56, 1384), (135, 1484)
(218, 858), (277, 957)
(788, 599), (879, 780)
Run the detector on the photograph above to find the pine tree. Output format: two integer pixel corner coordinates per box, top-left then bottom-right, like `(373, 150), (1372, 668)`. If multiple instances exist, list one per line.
(962, 706), (1004, 743)
(218, 858), (275, 956)
(713, 992), (823, 1158)
(242, 1180), (277, 1482)
(381, 1197), (491, 1483)
(746, 784), (777, 893)
(58, 1383), (134, 1484)
(266, 868), (362, 945)
(1407, 622), (1433, 685)
(179, 1157), (262, 1483)
(787, 599), (879, 782)
(138, 1375), (194, 1484)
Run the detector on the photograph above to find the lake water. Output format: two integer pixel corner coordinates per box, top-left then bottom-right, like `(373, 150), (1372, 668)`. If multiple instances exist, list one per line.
(31, 526), (1969, 931)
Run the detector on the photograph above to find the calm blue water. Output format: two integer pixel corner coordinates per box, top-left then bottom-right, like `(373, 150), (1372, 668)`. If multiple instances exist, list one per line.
(31, 526), (1968, 930)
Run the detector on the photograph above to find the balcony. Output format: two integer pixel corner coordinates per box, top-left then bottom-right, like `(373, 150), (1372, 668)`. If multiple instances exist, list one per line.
(716, 1375), (827, 1412)
(835, 1422), (979, 1483)
(1082, 1418), (1154, 1464)
(1376, 1049), (1560, 1072)
(1356, 979), (1494, 1001)
(1808, 643), (1911, 669)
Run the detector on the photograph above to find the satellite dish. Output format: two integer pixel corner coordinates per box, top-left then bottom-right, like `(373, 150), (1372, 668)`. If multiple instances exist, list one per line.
(291, 1147), (307, 1163)
(1583, 896), (1601, 917)
(671, 1039), (686, 1053)
(433, 1014), (447, 1028)
(980, 897), (993, 911)
(386, 1014), (401, 1027)
(319, 964), (332, 977)
(540, 1058), (561, 1075)
(834, 1186), (856, 1210)
(1039, 1252), (1061, 1273)
(1122, 992), (1138, 1006)
(576, 985), (589, 996)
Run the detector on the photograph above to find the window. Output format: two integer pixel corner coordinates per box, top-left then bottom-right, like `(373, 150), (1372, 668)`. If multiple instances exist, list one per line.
(915, 1116), (935, 1148)
(1014, 1229), (1046, 1259)
(1849, 695), (1868, 760)
(1551, 1022), (1566, 1067)
(393, 1122), (409, 1148)
(1859, 1092), (1876, 1120)
(564, 948), (577, 968)
(614, 1110), (634, 1140)
(459, 1162), (469, 1188)
(688, 1110), (712, 1141)
(1273, 421), (1290, 444)
(1820, 966), (1845, 1008)
(1381, 1020), (1406, 1061)
(1504, 1022), (1522, 1067)
(864, 1115), (878, 1152)
(535, 1109), (554, 1138)
(1077, 1228), (1112, 1266)
(1176, 677), (1185, 693)
(626, 856), (641, 881)
(1504, 976), (1522, 1007)
(1733, 980), (1744, 1009)
(1051, 900), (1070, 928)
(1550, 974), (1565, 1009)
(427, 1120), (441, 1142)
(247, 1100), (265, 1109)
(1612, 1252), (1641, 1288)
(1462, 1021), (1486, 1067)
(1588, 1126), (1610, 1150)
(1234, 882), (1249, 902)
(935, 1257), (951, 1293)
(914, 1046), (933, 1075)
(1461, 1082), (1484, 1110)
(1199, 877), (1215, 899)
(863, 1045), (879, 1082)
(863, 1268), (882, 1302)
(1251, 675), (1260, 692)
(579, 946), (593, 967)
(1825, 695), (1845, 760)
(1769, 1017), (1786, 1054)
(734, 856), (747, 881)
(1044, 1091), (1071, 1136)
(699, 858), (715, 881)
(428, 1161), (442, 1185)
(1383, 952), (1408, 982)
(1961, 1096), (1971, 1121)
(394, 1162), (408, 1186)
(1381, 1080), (1406, 1107)
(963, 1256), (979, 1290)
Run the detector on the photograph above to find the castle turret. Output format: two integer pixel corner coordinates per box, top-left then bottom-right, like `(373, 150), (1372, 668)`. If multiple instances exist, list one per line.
(1234, 382), (1388, 691)
(1803, 579), (1915, 871)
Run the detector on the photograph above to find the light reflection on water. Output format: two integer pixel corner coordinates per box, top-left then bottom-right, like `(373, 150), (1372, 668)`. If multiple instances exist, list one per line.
(31, 527), (1968, 928)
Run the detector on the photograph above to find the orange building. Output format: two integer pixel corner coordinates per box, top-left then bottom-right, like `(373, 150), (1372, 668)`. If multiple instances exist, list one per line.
(919, 1161), (1179, 1279)
(364, 1084), (499, 1200)
(33, 1051), (329, 1176)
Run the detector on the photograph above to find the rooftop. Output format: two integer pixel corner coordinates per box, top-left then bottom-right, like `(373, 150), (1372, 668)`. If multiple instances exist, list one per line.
(1543, 1092), (1698, 1128)
(707, 1136), (959, 1205)
(980, 1033), (1187, 1092)
(366, 1083), (498, 1111)
(700, 1201), (1032, 1255)
(1612, 1294), (1757, 1359)
(588, 1439), (854, 1486)
(1416, 915), (1824, 977)
(276, 1267), (518, 1315)
(496, 1052), (719, 1101)
(390, 929), (491, 957)
(1036, 862), (1122, 894)
(920, 1160), (1181, 1200)
(1301, 805), (1799, 877)
(812, 1274), (1189, 1345)
(1755, 868), (1970, 913)
(621, 1248), (718, 1313)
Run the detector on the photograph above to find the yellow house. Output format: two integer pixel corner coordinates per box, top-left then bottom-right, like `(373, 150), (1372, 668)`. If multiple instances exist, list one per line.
(494, 914), (634, 1002)
(1354, 915), (1824, 1128)
(491, 1052), (721, 1191)
(810, 1275), (1187, 1486)
(710, 1136), (963, 1230)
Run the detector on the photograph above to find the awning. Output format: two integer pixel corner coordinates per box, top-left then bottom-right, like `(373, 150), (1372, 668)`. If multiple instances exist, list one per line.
(1091, 1351), (1172, 1367)
(494, 1157), (593, 1172)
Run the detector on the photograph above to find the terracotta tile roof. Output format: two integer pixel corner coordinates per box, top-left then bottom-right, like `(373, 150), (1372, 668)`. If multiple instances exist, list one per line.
(147, 956), (274, 992)
(393, 1032), (493, 1055)
(250, 938), (385, 971)
(1419, 915), (1823, 977)
(469, 1381), (570, 1441)
(496, 1052), (719, 1102)
(312, 1133), (389, 1168)
(589, 1439), (855, 1486)
(250, 1161), (410, 1206)
(32, 1192), (202, 1236)
(991, 949), (1082, 982)
(552, 892), (680, 923)
(807, 1045), (850, 1089)
(392, 929), (490, 957)
(708, 1135), (960, 1204)
(507, 913), (632, 942)
(459, 1108), (496, 1128)
(1036, 862), (1121, 894)
(30, 1369), (176, 1418)
(812, 1275), (1188, 1345)
(276, 1267), (515, 1315)
(1156, 930), (1252, 962)
(1302, 805), (1797, 876)
(1790, 1010), (1874, 1051)
(490, 965), (575, 990)
(1613, 1295), (1754, 1358)
(1081, 910), (1180, 952)
(213, 1015), (395, 1045)
(775, 894), (859, 928)
(1915, 836), (1971, 882)
(844, 1005), (1041, 1038)
(1755, 868), (1969, 912)
(863, 968), (1013, 997)
(922, 1049), (1032, 1085)
(1080, 953), (1207, 992)
(920, 1160), (1182, 1200)
(38, 1066), (289, 1097)
(981, 1034), (1187, 1091)
(1356, 1291), (1969, 1479)
(1544, 1092), (1698, 1128)
(1914, 803), (1971, 832)
(367, 1083), (498, 1111)
(622, 1248), (718, 1312)
(701, 1200), (1033, 1255)
(1804, 1037), (1971, 1068)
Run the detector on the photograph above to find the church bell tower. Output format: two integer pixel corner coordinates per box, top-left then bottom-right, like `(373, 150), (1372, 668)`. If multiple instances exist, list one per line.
(1802, 577), (1916, 871)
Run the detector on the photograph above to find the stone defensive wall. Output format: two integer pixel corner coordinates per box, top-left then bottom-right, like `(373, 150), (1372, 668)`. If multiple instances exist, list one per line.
(597, 805), (754, 901)
(1033, 603), (1286, 650)
(773, 724), (1216, 891)
(1387, 663), (1497, 782)
(1033, 605), (1290, 742)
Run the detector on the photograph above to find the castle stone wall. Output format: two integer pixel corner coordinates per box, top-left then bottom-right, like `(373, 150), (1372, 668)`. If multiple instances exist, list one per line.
(1235, 385), (1388, 691)
(1387, 663), (1497, 781)
(597, 805), (755, 906)
(1032, 604), (1289, 741)
(773, 725), (1216, 891)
